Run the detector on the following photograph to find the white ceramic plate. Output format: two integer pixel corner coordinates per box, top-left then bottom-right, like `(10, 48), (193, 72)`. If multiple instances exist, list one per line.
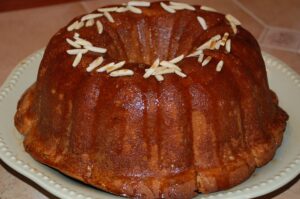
(0, 49), (299, 199)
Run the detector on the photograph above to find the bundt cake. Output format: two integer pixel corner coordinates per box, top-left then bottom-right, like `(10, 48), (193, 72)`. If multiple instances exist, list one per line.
(15, 1), (288, 198)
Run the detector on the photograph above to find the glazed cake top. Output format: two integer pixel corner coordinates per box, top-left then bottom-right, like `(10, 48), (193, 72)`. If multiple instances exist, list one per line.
(63, 1), (242, 81)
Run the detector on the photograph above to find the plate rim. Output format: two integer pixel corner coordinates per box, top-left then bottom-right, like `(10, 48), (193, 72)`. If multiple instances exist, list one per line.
(0, 49), (300, 199)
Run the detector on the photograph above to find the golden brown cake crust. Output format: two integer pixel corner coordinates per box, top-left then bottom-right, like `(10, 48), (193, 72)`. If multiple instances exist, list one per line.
(15, 1), (288, 198)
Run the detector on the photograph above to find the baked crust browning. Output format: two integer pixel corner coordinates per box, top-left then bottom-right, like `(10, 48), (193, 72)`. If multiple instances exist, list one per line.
(14, 1), (288, 198)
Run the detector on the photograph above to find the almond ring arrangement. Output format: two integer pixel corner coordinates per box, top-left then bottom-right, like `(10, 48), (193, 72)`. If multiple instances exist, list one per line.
(66, 1), (239, 81)
(15, 1), (288, 199)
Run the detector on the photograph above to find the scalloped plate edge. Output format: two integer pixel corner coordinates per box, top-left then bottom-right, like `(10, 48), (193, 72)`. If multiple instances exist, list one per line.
(0, 50), (299, 199)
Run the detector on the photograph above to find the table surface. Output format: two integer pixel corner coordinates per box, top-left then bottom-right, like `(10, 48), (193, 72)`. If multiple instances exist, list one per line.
(0, 0), (299, 198)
